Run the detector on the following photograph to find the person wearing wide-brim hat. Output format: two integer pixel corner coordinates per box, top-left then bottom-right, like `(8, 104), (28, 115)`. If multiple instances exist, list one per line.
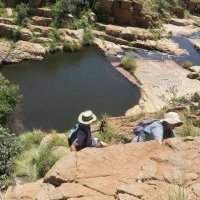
(132, 112), (183, 144)
(69, 110), (107, 151)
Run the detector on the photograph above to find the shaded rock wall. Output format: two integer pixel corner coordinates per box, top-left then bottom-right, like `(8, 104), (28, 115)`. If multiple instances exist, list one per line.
(94, 0), (157, 28)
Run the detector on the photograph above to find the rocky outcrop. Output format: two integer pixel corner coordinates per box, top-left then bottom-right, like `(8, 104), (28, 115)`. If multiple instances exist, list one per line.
(5, 138), (200, 200)
(32, 16), (52, 27)
(105, 24), (154, 41)
(0, 40), (46, 64)
(35, 7), (53, 18)
(95, 0), (157, 28)
(0, 23), (33, 41)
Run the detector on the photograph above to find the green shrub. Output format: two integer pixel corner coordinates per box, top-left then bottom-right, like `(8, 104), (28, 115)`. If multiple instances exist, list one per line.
(83, 28), (94, 45)
(121, 55), (137, 75)
(63, 40), (82, 52)
(14, 147), (38, 181)
(18, 130), (46, 151)
(68, 10), (94, 29)
(0, 126), (21, 188)
(16, 3), (30, 26)
(52, 0), (88, 27)
(32, 147), (58, 178)
(14, 132), (68, 181)
(47, 29), (62, 50)
(0, 0), (4, 8)
(0, 74), (21, 125)
(176, 119), (200, 137)
(12, 27), (22, 42)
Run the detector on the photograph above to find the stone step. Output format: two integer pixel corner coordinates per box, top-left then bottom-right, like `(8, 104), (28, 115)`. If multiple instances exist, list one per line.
(0, 17), (15, 25)
(31, 16), (52, 27)
(35, 7), (52, 18)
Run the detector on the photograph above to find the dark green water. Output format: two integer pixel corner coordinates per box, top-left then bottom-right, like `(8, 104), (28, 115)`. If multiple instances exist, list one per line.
(2, 47), (140, 132)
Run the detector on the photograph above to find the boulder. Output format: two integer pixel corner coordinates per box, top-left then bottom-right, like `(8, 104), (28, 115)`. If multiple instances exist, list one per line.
(0, 17), (15, 25)
(35, 8), (53, 18)
(32, 16), (52, 27)
(169, 18), (194, 26)
(0, 23), (33, 41)
(20, 28), (33, 41)
(5, 138), (200, 200)
(28, 25), (54, 37)
(190, 65), (200, 73)
(132, 39), (187, 55)
(187, 72), (199, 79)
(105, 25), (154, 41)
(191, 91), (200, 102)
(3, 41), (46, 64)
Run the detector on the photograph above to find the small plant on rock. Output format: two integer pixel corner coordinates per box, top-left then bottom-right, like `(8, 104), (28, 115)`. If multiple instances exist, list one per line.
(82, 27), (94, 45)
(121, 54), (137, 75)
(63, 40), (82, 52)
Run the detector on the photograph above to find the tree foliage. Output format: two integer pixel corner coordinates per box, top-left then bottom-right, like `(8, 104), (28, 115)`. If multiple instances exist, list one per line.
(0, 126), (21, 188)
(52, 0), (89, 27)
(0, 74), (21, 125)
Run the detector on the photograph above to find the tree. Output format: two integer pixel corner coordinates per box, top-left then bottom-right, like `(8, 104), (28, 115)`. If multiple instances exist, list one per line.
(0, 73), (21, 125)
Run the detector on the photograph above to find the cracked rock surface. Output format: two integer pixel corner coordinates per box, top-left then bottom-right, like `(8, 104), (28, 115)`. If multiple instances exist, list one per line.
(5, 137), (200, 200)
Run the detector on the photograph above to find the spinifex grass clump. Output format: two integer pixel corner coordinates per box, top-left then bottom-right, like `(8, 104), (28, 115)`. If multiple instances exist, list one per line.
(121, 54), (137, 75)
(14, 132), (68, 181)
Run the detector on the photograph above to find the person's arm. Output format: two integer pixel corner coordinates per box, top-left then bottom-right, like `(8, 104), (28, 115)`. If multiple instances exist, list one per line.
(151, 125), (164, 144)
(70, 144), (78, 151)
(70, 131), (86, 151)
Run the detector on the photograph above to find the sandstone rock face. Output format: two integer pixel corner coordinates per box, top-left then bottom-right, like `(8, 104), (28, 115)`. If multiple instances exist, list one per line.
(32, 16), (52, 27)
(35, 8), (53, 18)
(105, 24), (154, 41)
(0, 23), (33, 41)
(0, 17), (15, 25)
(95, 0), (157, 28)
(5, 138), (200, 200)
(0, 40), (46, 64)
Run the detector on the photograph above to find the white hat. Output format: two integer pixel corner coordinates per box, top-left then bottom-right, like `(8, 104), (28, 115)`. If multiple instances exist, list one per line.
(161, 112), (183, 125)
(78, 110), (97, 125)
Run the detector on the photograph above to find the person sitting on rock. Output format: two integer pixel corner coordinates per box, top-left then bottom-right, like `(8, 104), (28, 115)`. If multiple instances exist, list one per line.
(68, 110), (107, 151)
(132, 112), (183, 144)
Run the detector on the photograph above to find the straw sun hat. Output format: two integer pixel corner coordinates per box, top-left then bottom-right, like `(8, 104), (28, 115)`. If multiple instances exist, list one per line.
(78, 110), (97, 125)
(161, 112), (183, 126)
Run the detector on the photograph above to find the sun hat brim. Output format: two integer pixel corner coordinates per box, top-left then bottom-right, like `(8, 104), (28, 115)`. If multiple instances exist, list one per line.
(78, 113), (97, 125)
(161, 118), (183, 126)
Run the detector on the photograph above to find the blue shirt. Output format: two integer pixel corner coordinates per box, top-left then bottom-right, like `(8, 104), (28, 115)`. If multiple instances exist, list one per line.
(135, 121), (175, 142)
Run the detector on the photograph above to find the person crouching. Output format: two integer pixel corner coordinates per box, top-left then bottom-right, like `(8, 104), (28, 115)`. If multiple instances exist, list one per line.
(68, 110), (107, 151)
(132, 112), (183, 144)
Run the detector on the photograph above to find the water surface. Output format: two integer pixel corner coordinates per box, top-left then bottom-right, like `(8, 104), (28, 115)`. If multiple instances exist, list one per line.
(2, 47), (140, 132)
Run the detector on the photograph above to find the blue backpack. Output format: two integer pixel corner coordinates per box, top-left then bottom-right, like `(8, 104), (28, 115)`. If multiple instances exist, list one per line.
(67, 124), (88, 146)
(67, 124), (79, 146)
(133, 119), (158, 136)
